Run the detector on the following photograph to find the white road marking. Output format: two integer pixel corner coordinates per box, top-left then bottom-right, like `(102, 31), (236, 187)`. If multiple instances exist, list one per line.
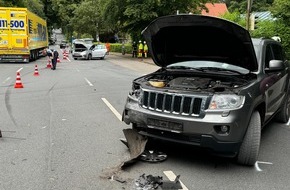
(101, 98), (122, 121)
(163, 170), (189, 190)
(3, 77), (11, 83)
(84, 77), (93, 86)
(17, 67), (23, 72)
(255, 161), (273, 172)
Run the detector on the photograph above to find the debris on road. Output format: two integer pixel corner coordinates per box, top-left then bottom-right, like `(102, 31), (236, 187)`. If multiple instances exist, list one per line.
(139, 150), (167, 163)
(134, 173), (182, 190)
(121, 128), (148, 168)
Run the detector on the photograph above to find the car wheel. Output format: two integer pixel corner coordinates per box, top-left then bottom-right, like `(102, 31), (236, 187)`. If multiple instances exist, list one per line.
(74, 58), (77, 60)
(275, 93), (290, 123)
(87, 54), (92, 60)
(237, 111), (261, 166)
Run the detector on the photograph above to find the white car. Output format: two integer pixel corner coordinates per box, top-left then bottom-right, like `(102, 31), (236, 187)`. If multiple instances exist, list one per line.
(91, 44), (107, 60)
(72, 43), (107, 60)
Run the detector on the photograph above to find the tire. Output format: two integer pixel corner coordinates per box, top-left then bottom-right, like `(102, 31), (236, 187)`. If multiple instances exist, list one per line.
(275, 93), (290, 123)
(87, 54), (92, 60)
(237, 111), (261, 166)
(74, 58), (77, 60)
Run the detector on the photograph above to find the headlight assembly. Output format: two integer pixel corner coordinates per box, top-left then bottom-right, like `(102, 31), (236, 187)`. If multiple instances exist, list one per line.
(209, 94), (245, 110)
(80, 51), (87, 56)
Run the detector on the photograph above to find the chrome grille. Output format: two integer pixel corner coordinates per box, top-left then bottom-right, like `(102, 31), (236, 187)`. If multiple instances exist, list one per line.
(141, 89), (206, 116)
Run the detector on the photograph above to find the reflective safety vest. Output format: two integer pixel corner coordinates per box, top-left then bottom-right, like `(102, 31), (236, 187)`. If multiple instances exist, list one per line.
(144, 44), (148, 52)
(138, 43), (143, 52)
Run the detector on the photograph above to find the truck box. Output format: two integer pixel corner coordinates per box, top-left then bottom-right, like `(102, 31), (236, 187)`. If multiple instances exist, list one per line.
(0, 7), (48, 62)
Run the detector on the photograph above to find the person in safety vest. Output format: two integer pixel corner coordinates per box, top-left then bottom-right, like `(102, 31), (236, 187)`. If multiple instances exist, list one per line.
(138, 40), (143, 58)
(143, 41), (148, 58)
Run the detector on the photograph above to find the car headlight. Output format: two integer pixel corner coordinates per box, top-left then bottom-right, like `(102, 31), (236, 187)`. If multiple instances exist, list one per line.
(80, 51), (87, 56)
(129, 82), (141, 98)
(209, 94), (244, 110)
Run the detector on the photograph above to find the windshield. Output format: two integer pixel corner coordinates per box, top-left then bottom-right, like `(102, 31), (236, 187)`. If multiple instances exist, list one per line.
(167, 60), (250, 74)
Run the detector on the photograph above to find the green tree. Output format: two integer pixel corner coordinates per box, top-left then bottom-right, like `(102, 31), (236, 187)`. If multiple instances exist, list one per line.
(102, 0), (210, 42)
(51, 0), (83, 39)
(71, 0), (103, 40)
(24, 0), (45, 18)
(271, 0), (290, 24)
(221, 10), (246, 27)
(226, 0), (274, 13)
(0, 0), (25, 7)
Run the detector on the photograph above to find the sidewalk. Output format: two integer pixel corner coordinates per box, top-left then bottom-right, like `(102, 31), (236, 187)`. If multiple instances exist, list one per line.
(109, 52), (155, 65)
(107, 52), (158, 74)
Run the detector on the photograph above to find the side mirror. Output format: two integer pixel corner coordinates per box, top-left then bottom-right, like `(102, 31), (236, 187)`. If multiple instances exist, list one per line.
(268, 60), (285, 71)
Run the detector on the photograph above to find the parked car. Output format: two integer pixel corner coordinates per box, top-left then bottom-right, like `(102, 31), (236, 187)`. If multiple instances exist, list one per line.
(122, 14), (290, 166)
(60, 40), (68, 49)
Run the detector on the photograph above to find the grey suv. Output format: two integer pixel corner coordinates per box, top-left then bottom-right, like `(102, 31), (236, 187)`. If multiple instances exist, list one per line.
(122, 15), (290, 166)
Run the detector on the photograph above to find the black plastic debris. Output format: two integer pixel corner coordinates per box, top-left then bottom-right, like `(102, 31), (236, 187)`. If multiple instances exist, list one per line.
(139, 150), (167, 163)
(134, 173), (182, 190)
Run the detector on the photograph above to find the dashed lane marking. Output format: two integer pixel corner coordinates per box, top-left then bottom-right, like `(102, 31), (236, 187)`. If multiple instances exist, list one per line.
(84, 77), (93, 86)
(3, 77), (11, 83)
(255, 161), (273, 172)
(101, 98), (122, 121)
(163, 170), (189, 190)
(17, 67), (23, 73)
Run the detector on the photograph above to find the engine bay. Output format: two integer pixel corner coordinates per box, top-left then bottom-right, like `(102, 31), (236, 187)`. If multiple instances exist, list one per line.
(137, 71), (254, 93)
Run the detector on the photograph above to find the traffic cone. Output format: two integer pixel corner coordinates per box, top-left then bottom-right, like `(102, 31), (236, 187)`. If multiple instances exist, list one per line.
(47, 59), (52, 68)
(63, 53), (67, 60)
(57, 58), (60, 63)
(14, 72), (24, 88)
(34, 65), (39, 76)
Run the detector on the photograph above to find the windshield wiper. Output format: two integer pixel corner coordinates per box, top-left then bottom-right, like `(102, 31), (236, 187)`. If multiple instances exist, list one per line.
(167, 66), (204, 72)
(198, 67), (247, 75)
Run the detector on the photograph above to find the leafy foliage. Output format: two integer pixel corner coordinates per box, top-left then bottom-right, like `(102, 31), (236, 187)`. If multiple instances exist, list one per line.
(226, 0), (274, 13)
(221, 10), (246, 27)
(271, 0), (290, 24)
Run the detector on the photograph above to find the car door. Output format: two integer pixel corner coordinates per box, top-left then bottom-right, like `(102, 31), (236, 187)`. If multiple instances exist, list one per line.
(264, 43), (288, 119)
(92, 45), (100, 58)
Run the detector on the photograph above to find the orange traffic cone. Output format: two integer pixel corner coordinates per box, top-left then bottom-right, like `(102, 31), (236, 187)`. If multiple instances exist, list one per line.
(14, 72), (24, 88)
(57, 58), (60, 63)
(47, 59), (52, 68)
(34, 65), (39, 76)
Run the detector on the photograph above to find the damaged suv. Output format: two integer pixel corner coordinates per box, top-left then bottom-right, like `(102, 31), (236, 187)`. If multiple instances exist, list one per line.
(122, 15), (290, 166)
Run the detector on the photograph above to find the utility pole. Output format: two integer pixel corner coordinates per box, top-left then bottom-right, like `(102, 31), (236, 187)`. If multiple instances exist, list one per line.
(246, 0), (253, 31)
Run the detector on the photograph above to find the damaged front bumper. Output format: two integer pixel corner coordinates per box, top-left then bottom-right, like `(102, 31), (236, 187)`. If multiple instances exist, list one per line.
(123, 94), (252, 155)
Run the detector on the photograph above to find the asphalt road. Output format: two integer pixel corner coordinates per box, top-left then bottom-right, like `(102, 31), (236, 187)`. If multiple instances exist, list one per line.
(0, 47), (290, 190)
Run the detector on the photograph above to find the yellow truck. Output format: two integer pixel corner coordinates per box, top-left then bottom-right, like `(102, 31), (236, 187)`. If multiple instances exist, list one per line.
(0, 7), (48, 63)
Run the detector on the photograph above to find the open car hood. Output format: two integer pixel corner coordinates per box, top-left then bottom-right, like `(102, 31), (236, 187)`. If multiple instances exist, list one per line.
(74, 43), (95, 50)
(142, 14), (258, 71)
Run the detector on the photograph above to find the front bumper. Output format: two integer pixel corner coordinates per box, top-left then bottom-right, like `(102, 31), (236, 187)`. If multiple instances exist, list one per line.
(123, 94), (252, 154)
(72, 53), (86, 59)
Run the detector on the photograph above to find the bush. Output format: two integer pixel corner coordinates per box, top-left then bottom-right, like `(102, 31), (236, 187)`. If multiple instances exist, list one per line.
(109, 43), (133, 54)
